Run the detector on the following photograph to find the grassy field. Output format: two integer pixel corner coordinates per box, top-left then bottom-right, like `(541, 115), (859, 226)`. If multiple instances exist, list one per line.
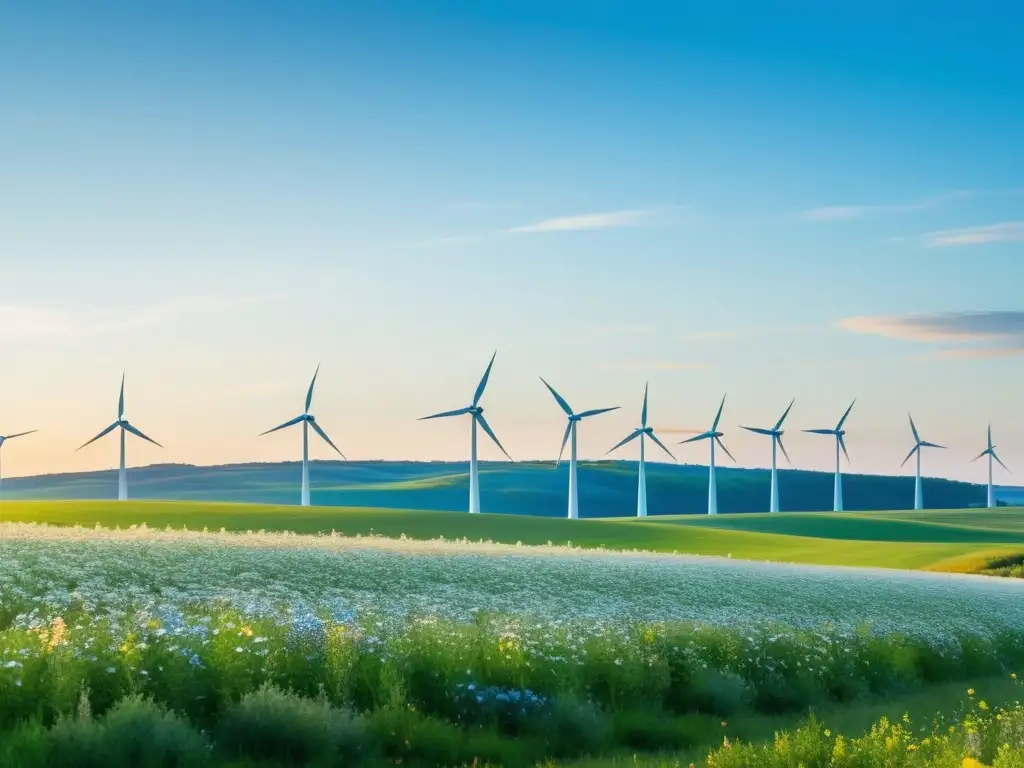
(3, 502), (1024, 765)
(1, 500), (1023, 572)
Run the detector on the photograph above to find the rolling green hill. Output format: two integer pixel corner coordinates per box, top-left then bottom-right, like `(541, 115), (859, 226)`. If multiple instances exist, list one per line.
(0, 459), (1000, 515)
(2, 500), (1022, 573)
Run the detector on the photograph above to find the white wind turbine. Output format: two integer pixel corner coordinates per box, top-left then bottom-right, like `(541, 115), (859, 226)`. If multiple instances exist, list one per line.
(900, 414), (946, 510)
(540, 377), (618, 519)
(972, 425), (1009, 509)
(606, 383), (675, 518)
(78, 373), (162, 501)
(741, 399), (795, 513)
(260, 364), (345, 507)
(0, 429), (37, 501)
(420, 351), (512, 514)
(678, 394), (735, 515)
(803, 400), (856, 512)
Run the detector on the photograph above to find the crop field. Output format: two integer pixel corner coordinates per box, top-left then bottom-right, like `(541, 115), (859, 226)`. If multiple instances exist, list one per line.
(2, 504), (1024, 765)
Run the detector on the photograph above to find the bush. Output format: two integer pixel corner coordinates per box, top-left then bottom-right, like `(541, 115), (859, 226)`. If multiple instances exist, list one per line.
(525, 695), (612, 758)
(216, 684), (371, 765)
(46, 693), (208, 768)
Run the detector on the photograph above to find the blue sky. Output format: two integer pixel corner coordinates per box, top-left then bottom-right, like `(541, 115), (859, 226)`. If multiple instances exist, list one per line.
(1, 0), (1021, 484)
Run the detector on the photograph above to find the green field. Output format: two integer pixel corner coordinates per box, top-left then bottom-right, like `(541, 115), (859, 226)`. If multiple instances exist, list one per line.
(2, 500), (1023, 573)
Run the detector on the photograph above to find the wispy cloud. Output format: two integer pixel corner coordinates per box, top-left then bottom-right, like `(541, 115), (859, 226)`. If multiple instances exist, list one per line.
(921, 221), (1024, 248)
(0, 296), (258, 341)
(839, 310), (1024, 358)
(504, 208), (660, 234)
(799, 190), (974, 222)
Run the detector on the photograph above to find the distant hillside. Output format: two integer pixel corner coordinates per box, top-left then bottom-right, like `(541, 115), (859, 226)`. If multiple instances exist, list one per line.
(0, 460), (999, 516)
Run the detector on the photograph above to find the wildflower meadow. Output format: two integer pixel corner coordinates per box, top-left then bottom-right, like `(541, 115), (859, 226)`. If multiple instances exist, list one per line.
(2, 522), (1024, 766)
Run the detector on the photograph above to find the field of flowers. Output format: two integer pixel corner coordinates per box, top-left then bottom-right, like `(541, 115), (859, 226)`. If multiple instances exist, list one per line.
(2, 522), (1024, 766)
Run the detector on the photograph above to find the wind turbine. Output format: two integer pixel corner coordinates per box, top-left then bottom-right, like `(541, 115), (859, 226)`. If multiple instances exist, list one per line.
(419, 351), (512, 515)
(678, 394), (735, 515)
(0, 430), (37, 501)
(803, 400), (856, 512)
(260, 364), (345, 507)
(540, 378), (618, 519)
(900, 414), (945, 510)
(78, 373), (162, 501)
(741, 399), (795, 513)
(606, 383), (675, 518)
(972, 425), (1009, 509)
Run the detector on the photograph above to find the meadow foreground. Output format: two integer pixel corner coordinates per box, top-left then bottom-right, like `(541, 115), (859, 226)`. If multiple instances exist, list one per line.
(2, 516), (1024, 765)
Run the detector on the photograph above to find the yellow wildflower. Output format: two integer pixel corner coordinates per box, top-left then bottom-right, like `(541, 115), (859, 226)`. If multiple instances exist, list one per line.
(962, 759), (985, 768)
(824, 729), (831, 737)
(979, 700), (989, 711)
(1012, 673), (1017, 680)
(240, 625), (254, 637)
(47, 617), (67, 651)
(967, 688), (976, 696)
(907, 744), (918, 752)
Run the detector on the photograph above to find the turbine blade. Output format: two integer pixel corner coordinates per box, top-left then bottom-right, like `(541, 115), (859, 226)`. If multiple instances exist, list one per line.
(472, 351), (497, 407)
(259, 414), (306, 435)
(741, 426), (774, 436)
(712, 393), (727, 431)
(539, 377), (573, 416)
(309, 420), (345, 458)
(838, 433), (851, 464)
(118, 372), (125, 420)
(922, 441), (946, 449)
(78, 422), (119, 451)
(678, 431), (712, 445)
(576, 406), (619, 419)
(4, 430), (37, 440)
(773, 398), (795, 431)
(776, 435), (792, 466)
(715, 437), (736, 463)
(647, 430), (677, 461)
(640, 383), (649, 428)
(908, 413), (920, 443)
(476, 413), (512, 461)
(803, 428), (836, 435)
(556, 420), (572, 466)
(122, 422), (163, 448)
(900, 444), (919, 467)
(988, 424), (993, 450)
(993, 451), (1010, 473)
(836, 399), (856, 430)
(971, 449), (989, 463)
(606, 429), (642, 456)
(305, 363), (320, 413)
(418, 406), (472, 421)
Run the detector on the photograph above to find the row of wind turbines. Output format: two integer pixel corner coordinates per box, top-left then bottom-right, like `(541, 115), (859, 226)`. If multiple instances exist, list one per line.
(0, 353), (1010, 514)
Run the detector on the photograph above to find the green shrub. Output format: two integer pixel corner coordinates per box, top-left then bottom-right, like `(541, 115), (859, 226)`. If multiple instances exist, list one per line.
(216, 684), (371, 765)
(46, 693), (207, 768)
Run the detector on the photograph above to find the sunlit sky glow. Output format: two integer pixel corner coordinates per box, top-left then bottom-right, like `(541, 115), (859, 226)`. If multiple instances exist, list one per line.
(1, 1), (1022, 484)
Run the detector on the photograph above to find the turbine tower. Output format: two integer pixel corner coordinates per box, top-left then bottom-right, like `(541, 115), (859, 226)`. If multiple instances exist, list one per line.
(741, 399), (795, 513)
(540, 377), (618, 519)
(971, 425), (1009, 509)
(260, 364), (345, 507)
(900, 414), (945, 510)
(0, 430), (37, 501)
(78, 373), (162, 501)
(420, 351), (512, 514)
(678, 394), (735, 515)
(803, 400), (855, 512)
(606, 383), (675, 518)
